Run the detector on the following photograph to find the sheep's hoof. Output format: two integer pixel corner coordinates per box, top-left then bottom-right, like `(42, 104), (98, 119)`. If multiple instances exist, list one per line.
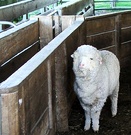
(112, 112), (117, 117)
(112, 114), (116, 117)
(94, 130), (99, 133)
(93, 126), (99, 132)
(84, 125), (90, 131)
(112, 109), (117, 117)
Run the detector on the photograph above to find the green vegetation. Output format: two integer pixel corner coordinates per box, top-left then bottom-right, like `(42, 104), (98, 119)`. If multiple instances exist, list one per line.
(95, 0), (131, 9)
(116, 1), (131, 7)
(95, 2), (111, 8)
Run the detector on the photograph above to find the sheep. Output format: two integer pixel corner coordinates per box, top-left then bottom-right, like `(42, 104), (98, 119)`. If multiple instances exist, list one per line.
(71, 45), (120, 132)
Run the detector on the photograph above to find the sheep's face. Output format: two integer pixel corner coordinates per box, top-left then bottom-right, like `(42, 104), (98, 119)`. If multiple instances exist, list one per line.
(71, 45), (102, 78)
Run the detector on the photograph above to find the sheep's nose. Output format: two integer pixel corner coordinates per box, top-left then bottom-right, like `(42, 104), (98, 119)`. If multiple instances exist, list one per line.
(79, 63), (85, 68)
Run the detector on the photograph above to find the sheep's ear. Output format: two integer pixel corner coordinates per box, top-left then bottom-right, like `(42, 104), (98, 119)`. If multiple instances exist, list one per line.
(71, 51), (76, 58)
(71, 51), (78, 58)
(71, 54), (74, 58)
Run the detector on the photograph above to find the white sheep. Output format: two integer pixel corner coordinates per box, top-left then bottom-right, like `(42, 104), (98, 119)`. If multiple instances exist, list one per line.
(71, 45), (120, 132)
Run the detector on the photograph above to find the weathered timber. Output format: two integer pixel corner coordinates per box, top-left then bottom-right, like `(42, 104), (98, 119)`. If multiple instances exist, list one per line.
(59, 0), (93, 15)
(0, 0), (58, 21)
(0, 41), (40, 83)
(53, 15), (62, 37)
(55, 43), (68, 131)
(0, 20), (85, 135)
(61, 15), (85, 31)
(121, 12), (131, 27)
(38, 15), (84, 47)
(86, 16), (115, 36)
(39, 16), (53, 48)
(86, 11), (131, 67)
(1, 92), (19, 135)
(0, 20), (39, 66)
(86, 31), (115, 49)
(115, 14), (121, 60)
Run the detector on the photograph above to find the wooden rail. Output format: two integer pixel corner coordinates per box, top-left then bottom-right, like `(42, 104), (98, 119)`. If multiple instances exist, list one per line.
(56, 0), (94, 15)
(0, 0), (58, 21)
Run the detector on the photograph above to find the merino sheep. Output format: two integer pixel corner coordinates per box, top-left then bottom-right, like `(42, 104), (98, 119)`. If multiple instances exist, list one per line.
(71, 45), (120, 132)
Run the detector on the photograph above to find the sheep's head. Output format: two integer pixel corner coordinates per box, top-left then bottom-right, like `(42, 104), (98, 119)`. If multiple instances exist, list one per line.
(71, 45), (102, 78)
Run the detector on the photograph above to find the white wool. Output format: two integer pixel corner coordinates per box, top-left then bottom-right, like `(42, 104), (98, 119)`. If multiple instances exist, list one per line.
(71, 45), (120, 132)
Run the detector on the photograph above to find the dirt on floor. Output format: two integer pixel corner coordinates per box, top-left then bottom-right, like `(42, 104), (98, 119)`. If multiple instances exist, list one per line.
(56, 66), (131, 135)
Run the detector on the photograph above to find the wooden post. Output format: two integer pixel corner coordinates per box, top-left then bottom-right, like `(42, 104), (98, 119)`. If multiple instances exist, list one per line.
(115, 14), (121, 60)
(1, 91), (19, 135)
(47, 59), (53, 130)
(53, 16), (62, 37)
(61, 16), (76, 31)
(55, 42), (69, 132)
(39, 16), (53, 48)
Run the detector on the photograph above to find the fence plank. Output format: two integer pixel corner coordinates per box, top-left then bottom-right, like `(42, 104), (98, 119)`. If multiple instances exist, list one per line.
(115, 15), (121, 59)
(0, 20), (39, 66)
(0, 42), (40, 83)
(121, 12), (131, 28)
(47, 60), (53, 129)
(86, 16), (115, 35)
(120, 42), (131, 58)
(55, 43), (68, 132)
(121, 27), (131, 43)
(38, 15), (84, 48)
(39, 16), (53, 48)
(86, 31), (115, 49)
(61, 0), (93, 15)
(0, 0), (58, 21)
(53, 16), (62, 37)
(61, 16), (76, 31)
(1, 92), (19, 135)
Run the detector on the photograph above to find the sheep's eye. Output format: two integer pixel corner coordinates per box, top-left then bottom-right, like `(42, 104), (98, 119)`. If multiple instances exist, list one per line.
(90, 58), (93, 60)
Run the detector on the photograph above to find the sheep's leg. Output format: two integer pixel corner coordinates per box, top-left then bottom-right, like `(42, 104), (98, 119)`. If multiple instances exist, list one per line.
(84, 108), (91, 131)
(91, 110), (101, 132)
(110, 82), (119, 117)
(91, 100), (105, 132)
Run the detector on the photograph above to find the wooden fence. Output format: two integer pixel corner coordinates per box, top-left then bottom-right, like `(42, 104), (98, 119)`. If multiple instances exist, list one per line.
(0, 0), (94, 21)
(0, 20), (39, 83)
(0, 0), (94, 33)
(85, 11), (131, 66)
(56, 0), (94, 16)
(0, 0), (58, 21)
(0, 19), (85, 135)
(0, 11), (131, 135)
